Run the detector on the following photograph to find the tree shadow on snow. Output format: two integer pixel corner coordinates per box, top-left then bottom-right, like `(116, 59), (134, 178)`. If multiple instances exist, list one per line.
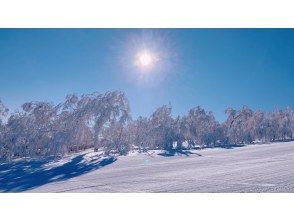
(0, 155), (116, 192)
(218, 144), (246, 150)
(158, 148), (202, 157)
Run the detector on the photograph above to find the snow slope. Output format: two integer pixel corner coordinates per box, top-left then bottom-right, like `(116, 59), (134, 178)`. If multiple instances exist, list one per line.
(1, 142), (294, 192)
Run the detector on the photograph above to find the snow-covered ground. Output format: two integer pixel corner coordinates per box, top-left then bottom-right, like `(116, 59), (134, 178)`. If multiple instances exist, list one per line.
(1, 141), (294, 192)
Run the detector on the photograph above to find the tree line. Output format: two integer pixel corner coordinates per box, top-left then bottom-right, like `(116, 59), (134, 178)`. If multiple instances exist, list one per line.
(0, 91), (293, 160)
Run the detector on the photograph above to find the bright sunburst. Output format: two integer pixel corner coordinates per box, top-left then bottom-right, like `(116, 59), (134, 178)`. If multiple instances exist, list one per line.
(118, 30), (175, 85)
(135, 50), (157, 70)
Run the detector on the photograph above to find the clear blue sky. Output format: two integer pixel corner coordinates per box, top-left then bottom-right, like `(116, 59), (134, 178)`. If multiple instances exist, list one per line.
(0, 29), (293, 121)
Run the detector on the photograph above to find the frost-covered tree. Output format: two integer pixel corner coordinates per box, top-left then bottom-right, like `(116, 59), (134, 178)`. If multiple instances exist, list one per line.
(1, 92), (294, 161)
(98, 121), (131, 155)
(225, 106), (255, 144)
(171, 116), (186, 148)
(128, 116), (151, 152)
(148, 105), (175, 151)
(0, 99), (9, 159)
(52, 93), (95, 155)
(249, 110), (266, 142)
(53, 91), (131, 154)
(183, 106), (221, 147)
(0, 99), (8, 124)
(0, 91), (131, 160)
(269, 108), (294, 141)
(3, 102), (57, 158)
(224, 106), (294, 144)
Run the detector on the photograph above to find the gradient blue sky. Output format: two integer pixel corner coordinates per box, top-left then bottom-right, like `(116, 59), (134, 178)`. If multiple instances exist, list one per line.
(0, 29), (293, 121)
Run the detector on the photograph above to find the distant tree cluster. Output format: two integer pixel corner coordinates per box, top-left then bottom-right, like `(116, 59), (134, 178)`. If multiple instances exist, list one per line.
(0, 91), (294, 160)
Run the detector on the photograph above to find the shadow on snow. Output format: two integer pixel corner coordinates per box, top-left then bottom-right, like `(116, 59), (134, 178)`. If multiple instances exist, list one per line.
(0, 155), (116, 192)
(158, 144), (249, 156)
(216, 144), (246, 150)
(158, 148), (202, 157)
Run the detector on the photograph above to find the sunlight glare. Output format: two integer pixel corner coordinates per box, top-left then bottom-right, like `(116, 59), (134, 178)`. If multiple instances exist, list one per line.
(135, 50), (157, 70)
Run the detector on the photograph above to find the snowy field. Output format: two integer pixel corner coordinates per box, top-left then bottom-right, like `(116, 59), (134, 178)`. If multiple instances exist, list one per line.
(1, 141), (294, 193)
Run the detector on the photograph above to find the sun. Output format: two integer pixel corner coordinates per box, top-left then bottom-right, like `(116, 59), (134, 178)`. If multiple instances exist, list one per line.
(138, 52), (152, 66)
(135, 50), (157, 70)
